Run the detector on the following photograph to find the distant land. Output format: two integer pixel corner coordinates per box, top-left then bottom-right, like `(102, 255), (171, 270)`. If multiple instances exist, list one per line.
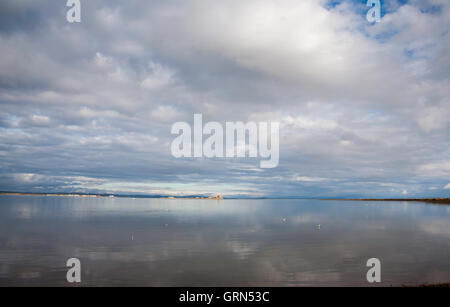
(0, 192), (448, 203)
(334, 198), (450, 204)
(0, 192), (224, 200)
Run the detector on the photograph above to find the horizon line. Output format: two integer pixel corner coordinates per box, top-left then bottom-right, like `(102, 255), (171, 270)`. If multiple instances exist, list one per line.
(1, 191), (449, 202)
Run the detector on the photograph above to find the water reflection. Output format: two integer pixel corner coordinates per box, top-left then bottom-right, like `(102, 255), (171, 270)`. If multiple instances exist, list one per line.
(0, 196), (449, 286)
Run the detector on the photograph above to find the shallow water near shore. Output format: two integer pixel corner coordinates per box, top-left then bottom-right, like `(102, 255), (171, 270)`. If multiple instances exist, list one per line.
(0, 196), (449, 286)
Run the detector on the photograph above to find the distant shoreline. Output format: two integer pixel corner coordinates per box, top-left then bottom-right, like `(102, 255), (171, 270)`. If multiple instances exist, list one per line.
(332, 198), (450, 204)
(0, 192), (448, 203)
(0, 192), (224, 200)
(0, 192), (106, 198)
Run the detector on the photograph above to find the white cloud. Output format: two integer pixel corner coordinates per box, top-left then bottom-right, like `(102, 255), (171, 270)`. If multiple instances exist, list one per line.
(13, 173), (46, 183)
(283, 116), (338, 131)
(0, 0), (448, 197)
(181, 0), (384, 93)
(140, 62), (175, 90)
(30, 115), (50, 125)
(419, 162), (450, 177)
(417, 106), (450, 132)
(294, 176), (327, 182)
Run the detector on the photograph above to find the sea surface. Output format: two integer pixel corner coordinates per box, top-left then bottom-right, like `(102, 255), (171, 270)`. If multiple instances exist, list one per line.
(0, 196), (449, 286)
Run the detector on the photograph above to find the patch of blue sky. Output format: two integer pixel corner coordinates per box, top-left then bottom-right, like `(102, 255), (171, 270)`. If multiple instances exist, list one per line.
(384, 0), (408, 12)
(373, 28), (399, 43)
(325, 1), (444, 20)
(325, 0), (386, 18)
(385, 0), (442, 15)
(404, 48), (414, 58)
(324, 0), (342, 10)
(402, 44), (436, 61)
(419, 5), (442, 15)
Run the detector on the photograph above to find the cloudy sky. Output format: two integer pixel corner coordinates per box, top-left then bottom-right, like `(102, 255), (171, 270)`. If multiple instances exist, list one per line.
(0, 0), (449, 198)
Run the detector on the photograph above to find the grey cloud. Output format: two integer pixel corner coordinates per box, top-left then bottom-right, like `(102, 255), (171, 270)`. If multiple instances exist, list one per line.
(0, 0), (448, 197)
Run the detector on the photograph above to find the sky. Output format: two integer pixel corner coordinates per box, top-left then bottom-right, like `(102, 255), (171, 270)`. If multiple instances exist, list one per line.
(0, 0), (449, 198)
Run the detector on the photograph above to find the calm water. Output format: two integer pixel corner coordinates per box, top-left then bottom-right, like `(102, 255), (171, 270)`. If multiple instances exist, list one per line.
(0, 196), (449, 286)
